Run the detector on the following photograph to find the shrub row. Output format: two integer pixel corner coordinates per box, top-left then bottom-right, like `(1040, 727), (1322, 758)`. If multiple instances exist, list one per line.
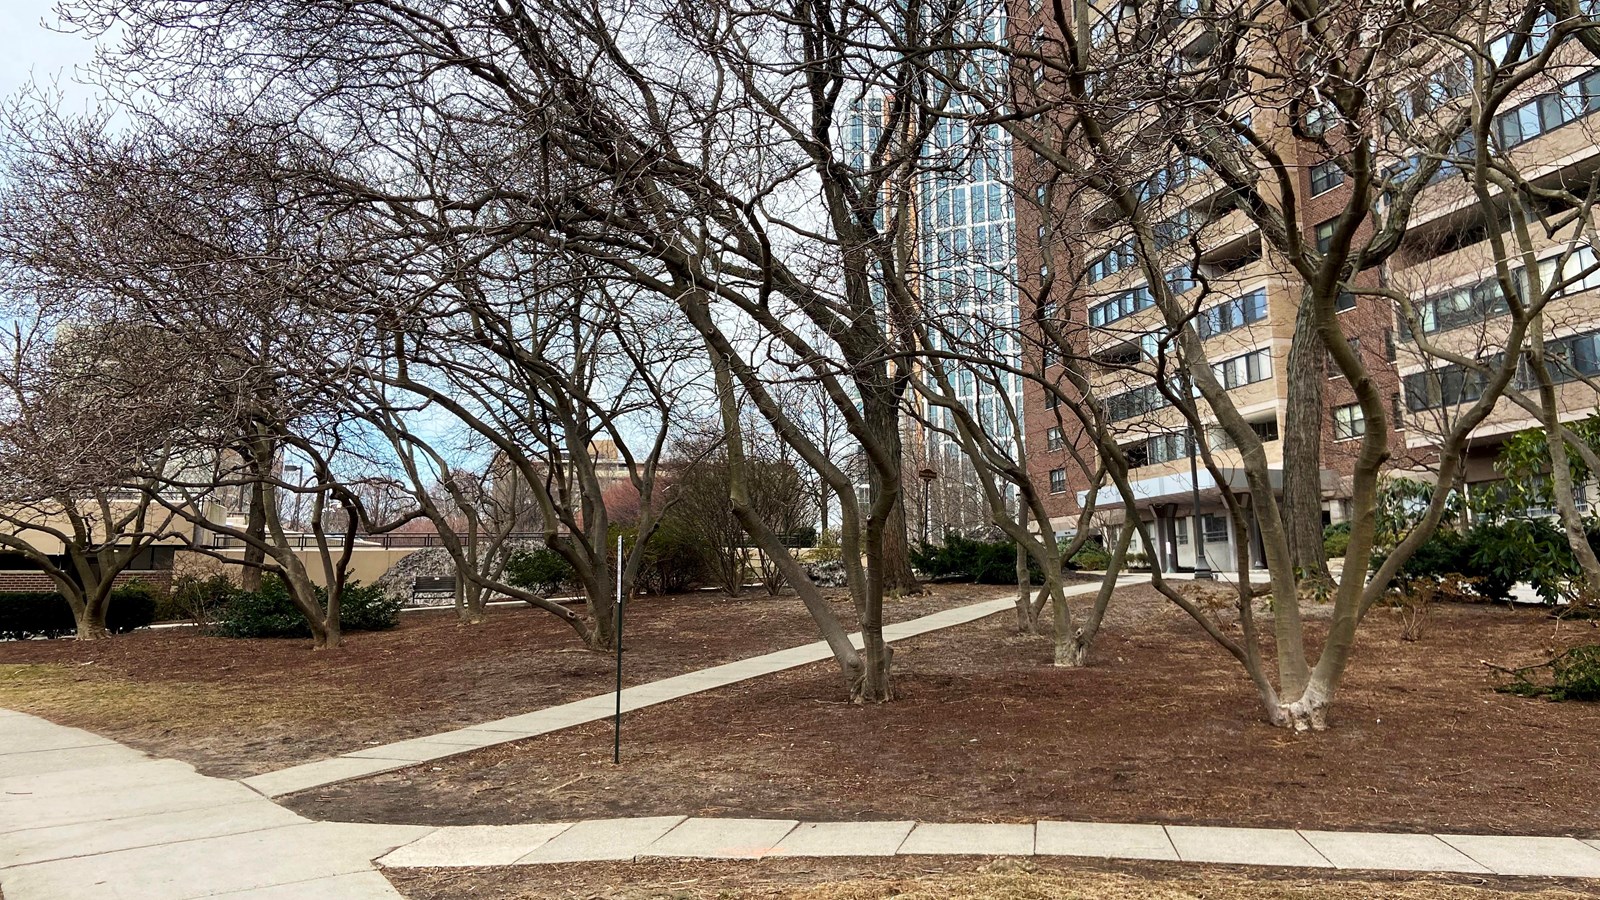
(1372, 518), (1592, 604)
(912, 534), (1042, 584)
(212, 575), (401, 638)
(0, 582), (158, 640)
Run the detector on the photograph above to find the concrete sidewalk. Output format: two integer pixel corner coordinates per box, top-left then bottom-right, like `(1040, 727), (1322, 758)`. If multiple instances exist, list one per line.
(369, 816), (1600, 878)
(0, 711), (426, 900)
(243, 580), (1149, 798)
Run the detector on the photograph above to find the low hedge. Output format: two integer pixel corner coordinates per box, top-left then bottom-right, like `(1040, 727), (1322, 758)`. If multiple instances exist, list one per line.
(214, 575), (401, 639)
(912, 534), (1042, 584)
(0, 582), (158, 640)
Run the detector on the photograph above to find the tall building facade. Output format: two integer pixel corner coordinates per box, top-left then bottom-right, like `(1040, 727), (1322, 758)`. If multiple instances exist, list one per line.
(1013, 2), (1600, 572)
(842, 29), (1024, 540)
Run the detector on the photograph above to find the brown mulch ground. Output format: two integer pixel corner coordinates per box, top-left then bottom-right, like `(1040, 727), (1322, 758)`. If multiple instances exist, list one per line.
(387, 856), (1600, 899)
(289, 585), (1600, 837)
(0, 585), (1005, 778)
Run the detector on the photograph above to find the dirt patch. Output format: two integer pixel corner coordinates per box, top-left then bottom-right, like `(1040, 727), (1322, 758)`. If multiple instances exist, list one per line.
(293, 586), (1600, 836)
(386, 856), (1600, 900)
(0, 584), (1004, 777)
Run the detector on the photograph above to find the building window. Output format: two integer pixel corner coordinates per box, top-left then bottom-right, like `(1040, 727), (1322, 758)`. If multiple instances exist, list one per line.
(1089, 265), (1195, 328)
(1335, 289), (1356, 312)
(1202, 514), (1230, 545)
(1488, 13), (1555, 66)
(1315, 219), (1338, 254)
(1175, 517), (1189, 545)
(1127, 432), (1190, 469)
(1196, 290), (1268, 339)
(1212, 348), (1272, 389)
(1087, 240), (1135, 283)
(1309, 160), (1345, 196)
(1392, 393), (1405, 430)
(1405, 363), (1489, 411)
(1334, 403), (1366, 440)
(1049, 468), (1067, 494)
(1522, 329), (1600, 386)
(1044, 389), (1060, 410)
(1493, 67), (1600, 149)
(1213, 419), (1280, 450)
(1105, 382), (1172, 422)
(1046, 426), (1064, 451)
(1385, 329), (1398, 362)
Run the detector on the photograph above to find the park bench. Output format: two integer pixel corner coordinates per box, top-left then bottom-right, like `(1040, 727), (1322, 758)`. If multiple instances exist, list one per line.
(409, 576), (457, 605)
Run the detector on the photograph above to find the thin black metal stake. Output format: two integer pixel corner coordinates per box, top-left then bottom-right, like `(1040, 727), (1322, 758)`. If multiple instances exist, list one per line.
(613, 535), (624, 765)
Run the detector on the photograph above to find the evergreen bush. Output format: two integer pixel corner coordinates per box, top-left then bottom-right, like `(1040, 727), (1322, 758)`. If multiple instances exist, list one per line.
(214, 574), (400, 638)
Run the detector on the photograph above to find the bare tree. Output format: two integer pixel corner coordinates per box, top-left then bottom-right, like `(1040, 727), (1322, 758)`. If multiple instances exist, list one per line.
(0, 317), (187, 638)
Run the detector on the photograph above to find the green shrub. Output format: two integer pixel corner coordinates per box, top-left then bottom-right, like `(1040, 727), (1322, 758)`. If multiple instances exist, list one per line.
(215, 575), (306, 638)
(337, 582), (402, 631)
(912, 535), (1039, 584)
(505, 547), (577, 595)
(1322, 522), (1351, 559)
(633, 521), (704, 595)
(215, 575), (399, 639)
(1371, 527), (1514, 602)
(0, 591), (74, 640)
(106, 582), (157, 634)
(1067, 543), (1112, 570)
(1466, 518), (1570, 603)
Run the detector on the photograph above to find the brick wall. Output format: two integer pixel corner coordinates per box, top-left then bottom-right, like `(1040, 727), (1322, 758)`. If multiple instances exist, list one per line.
(0, 570), (173, 594)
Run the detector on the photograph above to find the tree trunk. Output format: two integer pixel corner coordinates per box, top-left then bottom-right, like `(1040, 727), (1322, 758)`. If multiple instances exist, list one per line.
(1281, 291), (1330, 587)
(1056, 519), (1131, 666)
(72, 591), (111, 641)
(881, 490), (920, 595)
(239, 469), (269, 592)
(853, 622), (893, 702)
(1527, 314), (1600, 597)
(1015, 505), (1038, 633)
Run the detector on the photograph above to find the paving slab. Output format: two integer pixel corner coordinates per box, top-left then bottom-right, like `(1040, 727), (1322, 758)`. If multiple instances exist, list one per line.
(1035, 820), (1177, 861)
(0, 823), (374, 899)
(897, 822), (1035, 856)
(0, 776), (264, 834)
(0, 758), (199, 801)
(472, 700), (615, 735)
(0, 726), (113, 756)
(207, 870), (407, 899)
(1301, 831), (1490, 873)
(773, 821), (915, 857)
(243, 757), (409, 798)
(644, 818), (799, 859)
(1166, 826), (1331, 868)
(516, 816), (687, 863)
(0, 798), (306, 868)
(344, 738), (507, 762)
(0, 742), (147, 779)
(1438, 834), (1600, 877)
(378, 824), (573, 867)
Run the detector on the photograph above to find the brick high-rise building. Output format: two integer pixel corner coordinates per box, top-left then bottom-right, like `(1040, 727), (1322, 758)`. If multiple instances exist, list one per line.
(1013, 2), (1600, 573)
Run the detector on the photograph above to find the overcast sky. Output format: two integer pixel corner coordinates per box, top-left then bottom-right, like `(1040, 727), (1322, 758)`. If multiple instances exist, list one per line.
(0, 1), (105, 110)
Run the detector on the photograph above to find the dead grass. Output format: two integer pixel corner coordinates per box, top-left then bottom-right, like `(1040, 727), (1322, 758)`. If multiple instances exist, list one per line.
(0, 662), (345, 735)
(387, 858), (1600, 900)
